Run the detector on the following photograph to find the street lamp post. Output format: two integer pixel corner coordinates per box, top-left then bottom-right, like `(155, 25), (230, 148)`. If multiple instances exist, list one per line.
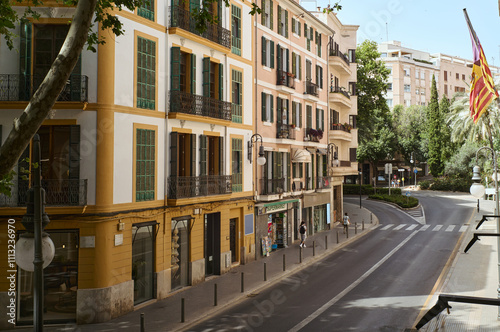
(410, 152), (414, 188)
(469, 146), (500, 319)
(15, 134), (55, 331)
(358, 168), (362, 209)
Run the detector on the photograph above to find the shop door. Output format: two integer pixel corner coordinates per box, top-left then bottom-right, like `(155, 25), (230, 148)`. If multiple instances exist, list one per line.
(132, 222), (155, 305)
(229, 218), (238, 263)
(17, 230), (79, 325)
(171, 219), (189, 290)
(205, 213), (221, 276)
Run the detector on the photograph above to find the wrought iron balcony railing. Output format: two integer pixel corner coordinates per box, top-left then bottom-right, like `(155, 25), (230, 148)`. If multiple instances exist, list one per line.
(316, 176), (331, 190)
(305, 80), (319, 97)
(0, 179), (88, 207)
(277, 69), (295, 89)
(169, 91), (232, 121)
(329, 46), (350, 65)
(0, 74), (88, 102)
(259, 178), (286, 195)
(277, 123), (296, 140)
(330, 86), (351, 99)
(330, 123), (352, 133)
(167, 175), (232, 199)
(339, 160), (351, 167)
(170, 5), (231, 48)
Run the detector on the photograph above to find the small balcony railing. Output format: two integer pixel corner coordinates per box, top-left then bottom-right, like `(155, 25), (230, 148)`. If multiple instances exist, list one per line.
(277, 69), (295, 89)
(330, 123), (352, 133)
(277, 123), (296, 140)
(167, 175), (232, 199)
(329, 47), (350, 66)
(330, 86), (351, 99)
(169, 91), (232, 121)
(259, 178), (286, 195)
(305, 80), (319, 97)
(0, 74), (88, 102)
(170, 5), (231, 48)
(0, 179), (88, 207)
(316, 176), (331, 190)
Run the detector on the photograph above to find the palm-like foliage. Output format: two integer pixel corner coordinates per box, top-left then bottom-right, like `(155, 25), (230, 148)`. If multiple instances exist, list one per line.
(447, 80), (500, 151)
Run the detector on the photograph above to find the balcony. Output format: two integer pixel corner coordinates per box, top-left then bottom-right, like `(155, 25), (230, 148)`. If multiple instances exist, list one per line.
(0, 74), (88, 102)
(169, 91), (232, 121)
(0, 179), (88, 207)
(316, 176), (331, 191)
(305, 128), (323, 143)
(329, 123), (353, 141)
(259, 178), (286, 195)
(170, 6), (231, 48)
(277, 123), (296, 140)
(329, 45), (352, 76)
(167, 175), (232, 199)
(329, 86), (352, 109)
(304, 80), (319, 101)
(276, 69), (295, 92)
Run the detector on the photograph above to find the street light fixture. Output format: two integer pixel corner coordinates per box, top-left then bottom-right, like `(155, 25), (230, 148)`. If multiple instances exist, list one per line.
(248, 133), (266, 166)
(15, 134), (55, 331)
(469, 146), (500, 319)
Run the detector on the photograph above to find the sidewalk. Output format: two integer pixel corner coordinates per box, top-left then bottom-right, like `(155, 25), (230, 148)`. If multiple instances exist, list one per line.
(415, 197), (500, 331)
(7, 202), (378, 332)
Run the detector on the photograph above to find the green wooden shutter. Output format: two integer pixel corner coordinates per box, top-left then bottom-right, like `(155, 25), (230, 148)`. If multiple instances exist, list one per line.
(190, 134), (196, 176)
(286, 48), (289, 73)
(189, 0), (199, 10)
(316, 108), (320, 129)
(292, 18), (295, 34)
(191, 53), (196, 94)
(285, 99), (289, 125)
(68, 125), (81, 182)
(299, 55), (302, 80)
(298, 19), (301, 36)
(219, 63), (224, 100)
(261, 0), (266, 25)
(321, 109), (325, 130)
(318, 33), (322, 57)
(202, 57), (210, 97)
(292, 101), (296, 125)
(218, 136), (224, 176)
(299, 103), (302, 127)
(170, 132), (178, 176)
(287, 152), (291, 191)
(285, 10), (289, 38)
(270, 96), (274, 122)
(262, 92), (267, 121)
(304, 23), (307, 39)
(262, 36), (266, 66)
(277, 97), (282, 124)
(171, 47), (181, 91)
(200, 135), (207, 176)
(277, 5), (281, 34)
(292, 52), (296, 77)
(270, 0), (273, 30)
(277, 44), (281, 71)
(270, 41), (275, 68)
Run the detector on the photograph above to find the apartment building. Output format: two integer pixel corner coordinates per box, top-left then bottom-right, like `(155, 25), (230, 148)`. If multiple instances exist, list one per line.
(0, 0), (255, 327)
(379, 40), (500, 108)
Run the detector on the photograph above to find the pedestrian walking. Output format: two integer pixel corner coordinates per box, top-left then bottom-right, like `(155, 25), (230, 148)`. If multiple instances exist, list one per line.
(299, 221), (307, 248)
(343, 213), (350, 234)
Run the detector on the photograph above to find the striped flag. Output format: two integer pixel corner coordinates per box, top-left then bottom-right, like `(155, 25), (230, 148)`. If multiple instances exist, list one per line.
(463, 9), (498, 123)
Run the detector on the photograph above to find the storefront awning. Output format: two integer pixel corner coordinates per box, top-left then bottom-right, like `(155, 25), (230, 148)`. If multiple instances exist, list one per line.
(292, 148), (312, 163)
(317, 148), (327, 155)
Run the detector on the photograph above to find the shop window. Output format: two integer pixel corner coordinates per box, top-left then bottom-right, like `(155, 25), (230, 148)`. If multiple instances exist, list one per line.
(132, 222), (157, 305)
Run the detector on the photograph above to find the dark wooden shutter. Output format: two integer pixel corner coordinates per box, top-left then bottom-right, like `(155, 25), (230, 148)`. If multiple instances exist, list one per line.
(270, 0), (273, 30)
(190, 133), (196, 176)
(277, 5), (281, 34)
(199, 135), (207, 176)
(277, 97), (282, 124)
(299, 103), (302, 127)
(298, 55), (302, 80)
(202, 56), (211, 97)
(292, 18), (295, 34)
(292, 52), (296, 76)
(68, 125), (80, 180)
(270, 41), (275, 68)
(171, 47), (181, 91)
(219, 63), (224, 100)
(261, 92), (267, 121)
(286, 99), (289, 124)
(298, 19), (301, 36)
(286, 48), (289, 73)
(261, 0), (266, 25)
(287, 152), (291, 190)
(350, 148), (357, 162)
(285, 10), (288, 38)
(276, 44), (281, 71)
(191, 53), (196, 94)
(292, 101), (296, 125)
(262, 36), (266, 66)
(316, 108), (319, 129)
(170, 132), (178, 176)
(19, 21), (32, 101)
(270, 95), (274, 122)
(218, 136), (224, 175)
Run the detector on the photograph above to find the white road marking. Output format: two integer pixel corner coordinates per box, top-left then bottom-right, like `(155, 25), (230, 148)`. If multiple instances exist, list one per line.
(288, 231), (420, 332)
(432, 225), (443, 232)
(419, 225), (431, 232)
(459, 225), (468, 232)
(406, 224), (418, 231)
(445, 225), (455, 232)
(394, 224), (407, 230)
(381, 224), (394, 230)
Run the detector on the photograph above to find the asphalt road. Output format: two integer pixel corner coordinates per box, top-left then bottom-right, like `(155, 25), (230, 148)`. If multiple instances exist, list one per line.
(186, 192), (474, 332)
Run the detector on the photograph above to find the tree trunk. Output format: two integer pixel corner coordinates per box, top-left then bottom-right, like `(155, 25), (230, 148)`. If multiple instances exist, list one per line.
(0, 0), (97, 179)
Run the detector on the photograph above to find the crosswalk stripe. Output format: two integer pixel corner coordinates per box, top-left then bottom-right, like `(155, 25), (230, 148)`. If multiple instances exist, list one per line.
(394, 224), (407, 230)
(381, 224), (394, 230)
(459, 225), (468, 232)
(406, 224), (418, 231)
(445, 225), (455, 232)
(419, 225), (430, 231)
(432, 225), (443, 232)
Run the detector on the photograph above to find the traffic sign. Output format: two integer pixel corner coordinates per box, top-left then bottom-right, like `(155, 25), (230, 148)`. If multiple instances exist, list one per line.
(414, 169), (418, 174)
(406, 191), (411, 197)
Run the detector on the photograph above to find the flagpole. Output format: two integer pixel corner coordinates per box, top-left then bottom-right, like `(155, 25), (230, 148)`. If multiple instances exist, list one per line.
(463, 8), (480, 47)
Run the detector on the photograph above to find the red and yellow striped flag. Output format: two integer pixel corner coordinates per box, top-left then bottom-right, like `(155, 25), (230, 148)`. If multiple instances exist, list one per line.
(464, 9), (498, 123)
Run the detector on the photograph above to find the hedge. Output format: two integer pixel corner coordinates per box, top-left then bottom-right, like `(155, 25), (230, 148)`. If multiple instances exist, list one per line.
(344, 184), (401, 196)
(418, 177), (472, 192)
(368, 193), (419, 208)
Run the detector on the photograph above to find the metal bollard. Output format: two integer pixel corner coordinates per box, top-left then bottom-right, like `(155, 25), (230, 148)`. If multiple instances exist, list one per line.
(241, 272), (244, 293)
(325, 235), (328, 250)
(264, 262), (267, 281)
(140, 313), (145, 332)
(337, 231), (339, 244)
(214, 283), (217, 306)
(299, 247), (302, 263)
(346, 227), (349, 238)
(371, 212), (373, 223)
(283, 254), (286, 271)
(181, 298), (185, 323)
(355, 222), (358, 235)
(362, 219), (365, 230)
(312, 241), (315, 256)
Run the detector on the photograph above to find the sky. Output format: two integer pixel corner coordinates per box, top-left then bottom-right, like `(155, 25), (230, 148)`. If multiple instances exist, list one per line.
(309, 0), (500, 64)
